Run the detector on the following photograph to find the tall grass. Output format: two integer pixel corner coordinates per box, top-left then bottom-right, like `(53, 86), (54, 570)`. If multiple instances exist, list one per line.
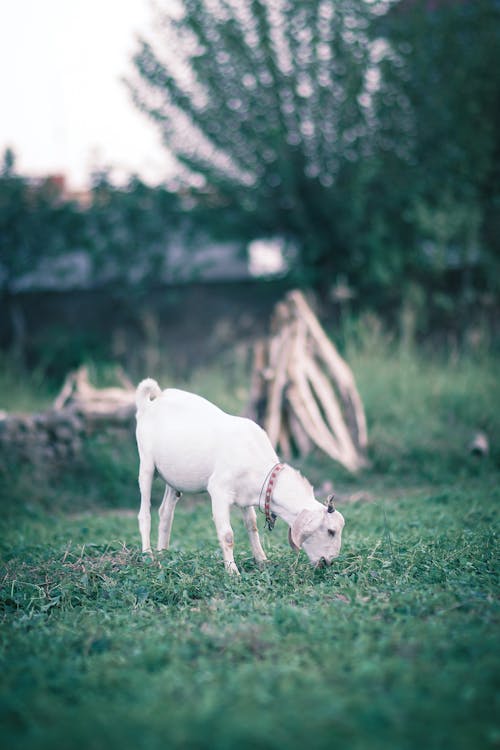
(341, 315), (500, 483)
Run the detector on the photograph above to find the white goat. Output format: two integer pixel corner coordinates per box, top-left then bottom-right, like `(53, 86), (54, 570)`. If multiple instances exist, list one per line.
(135, 379), (345, 574)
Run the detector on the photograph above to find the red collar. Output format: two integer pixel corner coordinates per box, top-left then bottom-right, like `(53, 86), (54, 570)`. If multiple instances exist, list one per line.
(261, 462), (285, 531)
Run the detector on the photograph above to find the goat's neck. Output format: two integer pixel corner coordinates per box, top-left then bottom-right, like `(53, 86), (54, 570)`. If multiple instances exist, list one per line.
(270, 466), (322, 526)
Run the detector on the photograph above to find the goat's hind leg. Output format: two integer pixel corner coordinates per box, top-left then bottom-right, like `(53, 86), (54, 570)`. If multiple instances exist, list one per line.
(138, 459), (154, 553)
(158, 485), (181, 551)
(241, 506), (268, 566)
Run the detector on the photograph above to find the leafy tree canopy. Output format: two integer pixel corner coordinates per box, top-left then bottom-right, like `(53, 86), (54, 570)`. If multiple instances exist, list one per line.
(130, 0), (394, 285)
(130, 0), (500, 299)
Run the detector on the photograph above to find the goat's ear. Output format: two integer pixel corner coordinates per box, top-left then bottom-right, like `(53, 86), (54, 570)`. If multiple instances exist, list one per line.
(289, 510), (323, 551)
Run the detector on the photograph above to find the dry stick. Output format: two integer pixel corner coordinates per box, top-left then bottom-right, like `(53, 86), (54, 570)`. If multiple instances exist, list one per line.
(278, 421), (292, 461)
(53, 371), (78, 410)
(288, 290), (368, 450)
(286, 384), (348, 468)
(288, 320), (360, 471)
(302, 353), (365, 471)
(306, 314), (367, 449)
(245, 339), (267, 422)
(264, 325), (294, 446)
(286, 407), (313, 456)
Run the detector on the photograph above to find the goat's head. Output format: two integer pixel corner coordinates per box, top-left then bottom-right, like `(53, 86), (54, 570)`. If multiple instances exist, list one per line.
(288, 495), (345, 567)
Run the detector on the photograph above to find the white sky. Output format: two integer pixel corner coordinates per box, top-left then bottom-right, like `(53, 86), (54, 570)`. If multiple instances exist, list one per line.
(0, 0), (175, 188)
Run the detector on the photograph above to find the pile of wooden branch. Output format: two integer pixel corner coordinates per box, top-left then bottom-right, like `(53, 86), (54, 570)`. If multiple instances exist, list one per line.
(246, 290), (368, 473)
(53, 366), (136, 422)
(0, 366), (136, 467)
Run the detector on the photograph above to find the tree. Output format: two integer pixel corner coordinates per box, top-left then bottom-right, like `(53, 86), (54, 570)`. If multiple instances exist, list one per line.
(0, 150), (86, 359)
(0, 151), (182, 362)
(130, 0), (500, 316)
(85, 170), (182, 287)
(374, 0), (500, 305)
(0, 150), (87, 295)
(129, 0), (392, 287)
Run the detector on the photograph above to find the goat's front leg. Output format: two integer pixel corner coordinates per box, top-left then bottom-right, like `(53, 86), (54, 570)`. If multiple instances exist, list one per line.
(209, 488), (240, 575)
(158, 485), (180, 551)
(138, 461), (154, 553)
(241, 506), (268, 566)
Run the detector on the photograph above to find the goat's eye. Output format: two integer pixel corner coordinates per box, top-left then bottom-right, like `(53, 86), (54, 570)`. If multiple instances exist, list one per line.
(328, 529), (336, 538)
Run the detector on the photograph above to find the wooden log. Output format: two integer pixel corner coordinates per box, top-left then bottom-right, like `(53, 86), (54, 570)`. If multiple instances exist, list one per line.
(277, 420), (293, 461)
(286, 407), (313, 456)
(245, 339), (268, 424)
(302, 353), (367, 469)
(286, 383), (350, 468)
(287, 319), (360, 471)
(264, 325), (294, 445)
(287, 290), (368, 450)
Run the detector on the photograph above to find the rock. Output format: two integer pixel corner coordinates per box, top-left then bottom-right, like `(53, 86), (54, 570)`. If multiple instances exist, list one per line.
(469, 431), (489, 457)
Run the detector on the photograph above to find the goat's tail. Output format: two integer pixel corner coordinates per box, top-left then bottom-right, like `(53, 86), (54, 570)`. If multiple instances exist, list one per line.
(136, 378), (162, 412)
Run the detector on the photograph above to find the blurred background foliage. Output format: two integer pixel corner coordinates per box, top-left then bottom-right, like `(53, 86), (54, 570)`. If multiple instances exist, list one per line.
(129, 0), (500, 298)
(1, 0), (499, 376)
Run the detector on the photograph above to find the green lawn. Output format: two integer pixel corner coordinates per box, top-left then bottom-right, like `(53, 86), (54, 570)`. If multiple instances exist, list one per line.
(0, 344), (499, 750)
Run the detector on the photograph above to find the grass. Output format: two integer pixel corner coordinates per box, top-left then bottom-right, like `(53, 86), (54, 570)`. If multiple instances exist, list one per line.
(0, 332), (499, 750)
(1, 488), (498, 750)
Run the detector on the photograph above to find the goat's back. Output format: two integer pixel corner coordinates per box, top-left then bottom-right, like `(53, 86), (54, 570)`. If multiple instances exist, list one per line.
(136, 388), (275, 492)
